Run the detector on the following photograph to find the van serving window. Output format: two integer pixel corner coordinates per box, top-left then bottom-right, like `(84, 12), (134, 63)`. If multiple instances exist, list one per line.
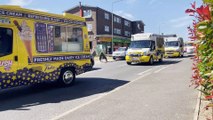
(35, 23), (83, 53)
(0, 27), (13, 57)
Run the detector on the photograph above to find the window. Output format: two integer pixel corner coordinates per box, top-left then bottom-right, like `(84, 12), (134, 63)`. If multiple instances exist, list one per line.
(83, 10), (92, 18)
(114, 28), (121, 35)
(105, 13), (109, 20)
(65, 27), (83, 52)
(165, 41), (179, 47)
(87, 24), (92, 32)
(117, 17), (121, 23)
(104, 26), (109, 32)
(125, 31), (130, 37)
(35, 23), (83, 53)
(129, 40), (151, 49)
(113, 28), (116, 34)
(124, 20), (130, 27)
(117, 29), (121, 34)
(54, 26), (67, 52)
(0, 27), (13, 57)
(113, 16), (121, 24)
(114, 16), (117, 22)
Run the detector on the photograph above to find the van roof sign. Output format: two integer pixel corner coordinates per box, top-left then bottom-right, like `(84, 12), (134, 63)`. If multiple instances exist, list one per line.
(0, 8), (85, 26)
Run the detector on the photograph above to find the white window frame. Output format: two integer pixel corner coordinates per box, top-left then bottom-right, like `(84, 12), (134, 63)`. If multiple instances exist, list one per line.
(117, 17), (121, 24)
(104, 13), (109, 20)
(83, 10), (92, 18)
(104, 25), (109, 32)
(124, 20), (130, 27)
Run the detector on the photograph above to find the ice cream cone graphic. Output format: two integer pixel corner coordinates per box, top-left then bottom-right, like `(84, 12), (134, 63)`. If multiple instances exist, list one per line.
(14, 20), (33, 63)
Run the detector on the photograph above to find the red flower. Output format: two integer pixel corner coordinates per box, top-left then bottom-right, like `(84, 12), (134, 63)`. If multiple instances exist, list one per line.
(205, 95), (213, 100)
(196, 5), (211, 21)
(191, 1), (196, 9)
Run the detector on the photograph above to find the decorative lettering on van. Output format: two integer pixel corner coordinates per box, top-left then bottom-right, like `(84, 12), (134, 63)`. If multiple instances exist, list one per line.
(33, 55), (92, 63)
(0, 9), (85, 26)
(44, 64), (56, 71)
(0, 60), (13, 71)
(0, 17), (10, 24)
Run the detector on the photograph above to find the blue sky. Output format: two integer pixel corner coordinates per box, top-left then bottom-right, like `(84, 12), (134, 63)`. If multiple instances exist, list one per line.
(0, 0), (202, 40)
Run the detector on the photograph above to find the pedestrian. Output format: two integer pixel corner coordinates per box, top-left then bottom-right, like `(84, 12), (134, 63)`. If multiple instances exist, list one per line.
(99, 52), (108, 62)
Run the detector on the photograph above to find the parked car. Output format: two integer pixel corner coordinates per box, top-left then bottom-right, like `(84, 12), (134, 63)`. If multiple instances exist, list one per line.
(112, 47), (127, 60)
(184, 41), (195, 54)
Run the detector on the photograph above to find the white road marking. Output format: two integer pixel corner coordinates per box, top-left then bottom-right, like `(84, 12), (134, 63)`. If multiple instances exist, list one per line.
(154, 65), (172, 73)
(137, 68), (153, 75)
(51, 68), (153, 120)
(137, 66), (161, 75)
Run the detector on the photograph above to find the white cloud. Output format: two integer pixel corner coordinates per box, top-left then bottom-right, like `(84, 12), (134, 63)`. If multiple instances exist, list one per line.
(115, 10), (135, 20)
(7, 0), (33, 7)
(169, 16), (192, 28)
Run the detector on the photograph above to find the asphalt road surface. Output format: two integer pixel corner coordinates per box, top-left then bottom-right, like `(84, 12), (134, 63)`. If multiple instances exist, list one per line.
(0, 56), (197, 120)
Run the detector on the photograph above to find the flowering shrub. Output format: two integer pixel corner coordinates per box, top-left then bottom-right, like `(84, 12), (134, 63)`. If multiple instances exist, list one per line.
(186, 0), (213, 107)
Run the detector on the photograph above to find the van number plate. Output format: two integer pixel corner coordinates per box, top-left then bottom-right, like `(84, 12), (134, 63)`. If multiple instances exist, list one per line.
(132, 57), (139, 61)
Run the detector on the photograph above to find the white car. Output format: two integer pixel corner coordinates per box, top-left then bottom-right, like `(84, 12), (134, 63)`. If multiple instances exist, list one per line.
(112, 47), (127, 60)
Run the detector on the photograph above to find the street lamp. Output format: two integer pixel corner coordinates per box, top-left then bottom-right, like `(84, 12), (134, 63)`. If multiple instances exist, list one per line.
(111, 0), (124, 54)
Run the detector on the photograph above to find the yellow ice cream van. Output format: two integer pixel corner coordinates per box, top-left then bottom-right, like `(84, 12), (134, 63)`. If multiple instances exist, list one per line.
(0, 6), (92, 89)
(164, 37), (184, 57)
(125, 33), (165, 65)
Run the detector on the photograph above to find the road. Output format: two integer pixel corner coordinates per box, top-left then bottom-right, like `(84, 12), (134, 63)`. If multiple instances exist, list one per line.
(0, 56), (197, 120)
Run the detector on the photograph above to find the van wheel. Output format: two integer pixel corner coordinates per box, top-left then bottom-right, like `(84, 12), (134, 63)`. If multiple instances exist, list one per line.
(58, 68), (75, 86)
(127, 62), (132, 65)
(149, 56), (154, 65)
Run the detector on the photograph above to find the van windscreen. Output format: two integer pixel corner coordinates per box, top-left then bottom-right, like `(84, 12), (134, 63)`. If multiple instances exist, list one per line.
(129, 40), (151, 49)
(165, 41), (179, 47)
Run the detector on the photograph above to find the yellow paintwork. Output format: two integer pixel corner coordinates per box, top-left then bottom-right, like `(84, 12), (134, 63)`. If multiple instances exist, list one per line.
(0, 6), (91, 89)
(165, 52), (180, 57)
(126, 55), (151, 63)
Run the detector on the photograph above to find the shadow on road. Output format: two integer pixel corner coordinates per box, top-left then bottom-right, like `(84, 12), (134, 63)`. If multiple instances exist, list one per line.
(90, 67), (102, 71)
(0, 77), (128, 111)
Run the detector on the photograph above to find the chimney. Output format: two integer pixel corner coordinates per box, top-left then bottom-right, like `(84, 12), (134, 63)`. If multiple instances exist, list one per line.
(79, 2), (83, 17)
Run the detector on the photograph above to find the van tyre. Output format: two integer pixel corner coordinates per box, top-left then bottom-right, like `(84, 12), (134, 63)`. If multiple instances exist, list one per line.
(149, 56), (154, 65)
(58, 68), (76, 86)
(127, 62), (131, 65)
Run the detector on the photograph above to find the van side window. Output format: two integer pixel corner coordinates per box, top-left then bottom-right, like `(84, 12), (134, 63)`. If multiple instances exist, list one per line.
(35, 23), (84, 53)
(54, 26), (66, 52)
(0, 27), (13, 57)
(65, 27), (83, 52)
